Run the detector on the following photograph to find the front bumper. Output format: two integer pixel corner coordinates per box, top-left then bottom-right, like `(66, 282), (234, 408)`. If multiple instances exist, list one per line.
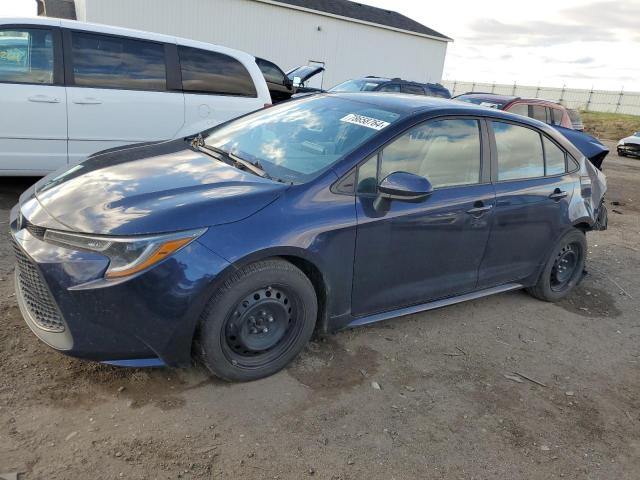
(618, 144), (640, 157)
(10, 206), (230, 367)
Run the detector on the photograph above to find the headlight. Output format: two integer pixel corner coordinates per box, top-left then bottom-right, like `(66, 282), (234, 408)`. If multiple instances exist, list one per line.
(44, 228), (206, 279)
(618, 140), (625, 146)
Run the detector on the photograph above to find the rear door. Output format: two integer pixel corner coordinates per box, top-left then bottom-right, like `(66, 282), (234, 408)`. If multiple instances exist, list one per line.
(64, 29), (184, 164)
(478, 120), (577, 287)
(0, 25), (67, 174)
(352, 117), (495, 316)
(179, 46), (265, 135)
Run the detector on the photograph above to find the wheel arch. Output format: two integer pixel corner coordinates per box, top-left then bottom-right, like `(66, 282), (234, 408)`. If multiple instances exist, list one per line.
(197, 247), (331, 339)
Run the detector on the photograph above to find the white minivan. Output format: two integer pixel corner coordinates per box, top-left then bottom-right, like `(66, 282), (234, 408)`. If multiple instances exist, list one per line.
(0, 18), (272, 176)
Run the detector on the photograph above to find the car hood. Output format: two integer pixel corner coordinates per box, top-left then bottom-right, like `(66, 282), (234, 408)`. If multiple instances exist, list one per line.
(31, 140), (289, 235)
(621, 135), (640, 143)
(551, 125), (609, 170)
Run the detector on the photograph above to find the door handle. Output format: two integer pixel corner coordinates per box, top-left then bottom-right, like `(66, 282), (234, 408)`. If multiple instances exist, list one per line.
(466, 202), (494, 215)
(28, 94), (61, 103)
(73, 97), (102, 105)
(549, 189), (568, 201)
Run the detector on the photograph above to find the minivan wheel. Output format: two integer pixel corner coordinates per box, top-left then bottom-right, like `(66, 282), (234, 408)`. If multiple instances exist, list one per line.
(527, 229), (587, 302)
(196, 259), (317, 382)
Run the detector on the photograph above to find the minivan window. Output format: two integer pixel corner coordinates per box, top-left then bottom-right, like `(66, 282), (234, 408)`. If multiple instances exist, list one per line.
(543, 136), (566, 175)
(179, 46), (257, 97)
(493, 122), (544, 181)
(71, 32), (166, 91)
(0, 29), (54, 84)
(204, 95), (401, 183)
(374, 119), (482, 190)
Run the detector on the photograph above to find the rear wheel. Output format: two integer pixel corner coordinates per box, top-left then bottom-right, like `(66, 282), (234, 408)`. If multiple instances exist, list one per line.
(196, 259), (317, 382)
(527, 229), (586, 302)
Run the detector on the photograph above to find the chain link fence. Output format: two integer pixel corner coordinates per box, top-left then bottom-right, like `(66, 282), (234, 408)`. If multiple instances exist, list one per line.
(443, 80), (640, 116)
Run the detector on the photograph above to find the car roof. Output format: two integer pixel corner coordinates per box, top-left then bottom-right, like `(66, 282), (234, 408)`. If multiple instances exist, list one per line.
(456, 92), (566, 109)
(328, 92), (542, 122)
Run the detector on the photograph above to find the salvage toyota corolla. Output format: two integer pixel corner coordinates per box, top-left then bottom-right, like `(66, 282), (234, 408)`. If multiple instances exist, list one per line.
(10, 93), (608, 381)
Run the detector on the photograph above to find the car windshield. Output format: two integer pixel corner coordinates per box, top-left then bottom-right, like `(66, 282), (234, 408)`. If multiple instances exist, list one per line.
(330, 79), (383, 92)
(204, 95), (402, 183)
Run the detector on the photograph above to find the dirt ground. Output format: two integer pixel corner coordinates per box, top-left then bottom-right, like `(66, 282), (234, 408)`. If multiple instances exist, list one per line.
(1, 141), (639, 480)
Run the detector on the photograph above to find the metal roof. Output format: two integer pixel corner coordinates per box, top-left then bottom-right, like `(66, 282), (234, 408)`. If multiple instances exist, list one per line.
(35, 0), (451, 41)
(259, 0), (451, 40)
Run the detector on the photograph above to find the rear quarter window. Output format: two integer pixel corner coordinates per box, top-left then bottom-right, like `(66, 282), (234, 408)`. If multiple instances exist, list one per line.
(179, 46), (257, 97)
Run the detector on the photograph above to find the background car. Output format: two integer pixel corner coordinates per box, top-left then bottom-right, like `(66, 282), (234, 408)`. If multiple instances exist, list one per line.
(11, 93), (606, 382)
(618, 132), (640, 158)
(453, 93), (573, 129)
(0, 17), (272, 176)
(330, 76), (451, 98)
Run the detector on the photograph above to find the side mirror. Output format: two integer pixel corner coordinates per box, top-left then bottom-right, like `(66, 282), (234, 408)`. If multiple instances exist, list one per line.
(292, 76), (302, 88)
(378, 171), (433, 201)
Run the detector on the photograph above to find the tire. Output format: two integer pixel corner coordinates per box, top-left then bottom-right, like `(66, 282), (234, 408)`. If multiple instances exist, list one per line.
(196, 258), (317, 382)
(527, 229), (587, 302)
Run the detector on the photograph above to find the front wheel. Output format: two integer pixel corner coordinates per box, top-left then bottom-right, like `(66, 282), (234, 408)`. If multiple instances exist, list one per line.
(527, 229), (587, 302)
(196, 259), (317, 382)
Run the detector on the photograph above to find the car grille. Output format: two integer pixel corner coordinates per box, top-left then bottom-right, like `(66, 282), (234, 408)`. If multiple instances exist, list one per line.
(12, 239), (65, 333)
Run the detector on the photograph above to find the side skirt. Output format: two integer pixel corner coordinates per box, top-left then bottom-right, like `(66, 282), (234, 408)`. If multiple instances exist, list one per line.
(346, 283), (524, 329)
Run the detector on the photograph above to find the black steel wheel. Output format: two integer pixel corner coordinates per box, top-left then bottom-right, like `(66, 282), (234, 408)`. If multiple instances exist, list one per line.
(196, 259), (317, 382)
(550, 243), (580, 292)
(527, 229), (586, 302)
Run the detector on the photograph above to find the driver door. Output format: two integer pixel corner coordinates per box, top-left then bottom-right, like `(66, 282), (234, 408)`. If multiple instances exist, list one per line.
(351, 118), (495, 316)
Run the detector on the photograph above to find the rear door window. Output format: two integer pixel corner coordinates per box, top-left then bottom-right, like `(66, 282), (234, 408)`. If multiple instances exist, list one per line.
(70, 31), (166, 91)
(377, 83), (400, 92)
(530, 105), (547, 123)
(493, 122), (544, 181)
(507, 103), (528, 117)
(401, 84), (426, 95)
(543, 137), (566, 175)
(179, 46), (257, 97)
(0, 28), (54, 84)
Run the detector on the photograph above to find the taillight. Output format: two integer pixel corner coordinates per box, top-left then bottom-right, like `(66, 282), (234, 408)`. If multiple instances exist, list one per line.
(580, 176), (592, 198)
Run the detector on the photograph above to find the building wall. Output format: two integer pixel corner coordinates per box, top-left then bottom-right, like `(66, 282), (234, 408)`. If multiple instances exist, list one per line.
(74, 0), (448, 88)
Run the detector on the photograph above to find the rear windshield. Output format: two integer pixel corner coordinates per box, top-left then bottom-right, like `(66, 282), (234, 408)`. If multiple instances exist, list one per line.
(204, 95), (402, 183)
(455, 95), (508, 109)
(330, 79), (384, 93)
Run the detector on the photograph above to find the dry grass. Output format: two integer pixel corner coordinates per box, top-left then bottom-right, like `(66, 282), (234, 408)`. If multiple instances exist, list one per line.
(581, 111), (640, 140)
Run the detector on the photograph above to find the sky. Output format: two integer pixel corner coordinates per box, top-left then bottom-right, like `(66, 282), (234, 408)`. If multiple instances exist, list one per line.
(2, 0), (638, 91)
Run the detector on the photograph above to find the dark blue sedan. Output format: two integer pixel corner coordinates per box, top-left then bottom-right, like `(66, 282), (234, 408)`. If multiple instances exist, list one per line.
(10, 93), (607, 381)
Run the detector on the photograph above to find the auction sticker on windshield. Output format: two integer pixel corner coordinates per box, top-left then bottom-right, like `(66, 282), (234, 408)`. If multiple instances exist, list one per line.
(340, 113), (390, 131)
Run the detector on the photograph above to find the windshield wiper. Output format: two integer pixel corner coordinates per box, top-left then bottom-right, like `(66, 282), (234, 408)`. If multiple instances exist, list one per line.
(200, 144), (272, 179)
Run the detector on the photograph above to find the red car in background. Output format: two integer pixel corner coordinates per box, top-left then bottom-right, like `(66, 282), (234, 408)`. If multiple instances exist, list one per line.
(453, 93), (574, 129)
